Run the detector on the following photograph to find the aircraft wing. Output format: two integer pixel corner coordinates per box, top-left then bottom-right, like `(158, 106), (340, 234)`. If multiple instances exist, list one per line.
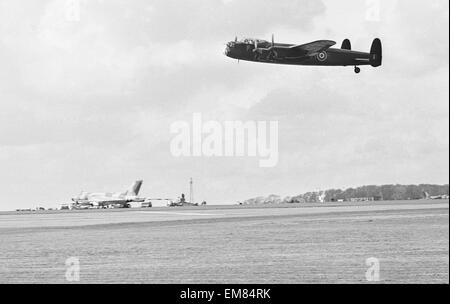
(288, 40), (336, 55)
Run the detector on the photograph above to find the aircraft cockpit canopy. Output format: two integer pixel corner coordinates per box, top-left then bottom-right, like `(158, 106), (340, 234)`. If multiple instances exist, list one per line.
(240, 38), (268, 45)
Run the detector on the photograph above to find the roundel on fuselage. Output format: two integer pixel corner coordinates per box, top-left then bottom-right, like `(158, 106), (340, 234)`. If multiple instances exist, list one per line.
(316, 51), (328, 62)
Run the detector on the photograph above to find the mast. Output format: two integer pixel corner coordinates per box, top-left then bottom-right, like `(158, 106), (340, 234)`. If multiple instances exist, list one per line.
(190, 178), (194, 205)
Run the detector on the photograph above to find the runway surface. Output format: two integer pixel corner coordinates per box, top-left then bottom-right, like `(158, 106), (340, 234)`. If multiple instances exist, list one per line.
(0, 200), (448, 283)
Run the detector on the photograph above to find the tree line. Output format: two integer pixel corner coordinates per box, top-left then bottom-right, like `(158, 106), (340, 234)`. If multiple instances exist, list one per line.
(241, 184), (449, 205)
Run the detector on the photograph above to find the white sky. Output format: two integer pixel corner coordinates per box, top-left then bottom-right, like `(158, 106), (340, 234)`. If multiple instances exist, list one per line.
(0, 0), (448, 210)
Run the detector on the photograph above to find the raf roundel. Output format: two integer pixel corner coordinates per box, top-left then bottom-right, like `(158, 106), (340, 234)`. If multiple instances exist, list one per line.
(316, 51), (328, 62)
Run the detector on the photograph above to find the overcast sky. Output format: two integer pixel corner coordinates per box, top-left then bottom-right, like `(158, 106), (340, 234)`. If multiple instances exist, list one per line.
(0, 0), (448, 210)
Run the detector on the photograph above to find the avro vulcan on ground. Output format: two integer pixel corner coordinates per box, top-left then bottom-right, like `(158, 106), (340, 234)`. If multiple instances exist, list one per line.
(225, 36), (382, 73)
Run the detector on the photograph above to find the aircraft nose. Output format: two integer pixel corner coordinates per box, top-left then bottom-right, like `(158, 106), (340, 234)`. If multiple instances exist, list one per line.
(224, 42), (234, 56)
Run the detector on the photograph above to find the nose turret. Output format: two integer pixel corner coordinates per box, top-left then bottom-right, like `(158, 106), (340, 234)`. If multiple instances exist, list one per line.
(224, 41), (235, 57)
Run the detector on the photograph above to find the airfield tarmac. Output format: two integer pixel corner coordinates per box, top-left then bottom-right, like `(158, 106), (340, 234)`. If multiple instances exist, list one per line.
(0, 200), (448, 283)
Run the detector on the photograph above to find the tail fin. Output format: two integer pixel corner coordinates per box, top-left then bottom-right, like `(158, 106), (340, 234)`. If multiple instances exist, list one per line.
(126, 180), (143, 196)
(341, 39), (351, 50)
(370, 38), (382, 67)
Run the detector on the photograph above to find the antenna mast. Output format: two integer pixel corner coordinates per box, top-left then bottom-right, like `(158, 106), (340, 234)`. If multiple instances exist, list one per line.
(190, 178), (194, 205)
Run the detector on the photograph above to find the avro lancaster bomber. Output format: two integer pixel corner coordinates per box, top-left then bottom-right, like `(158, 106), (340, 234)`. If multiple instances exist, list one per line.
(225, 36), (382, 73)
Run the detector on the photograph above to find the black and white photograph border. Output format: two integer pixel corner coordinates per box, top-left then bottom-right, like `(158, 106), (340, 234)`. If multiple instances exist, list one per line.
(0, 0), (448, 287)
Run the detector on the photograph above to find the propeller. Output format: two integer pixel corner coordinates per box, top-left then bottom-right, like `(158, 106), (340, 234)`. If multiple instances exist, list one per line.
(252, 34), (276, 58)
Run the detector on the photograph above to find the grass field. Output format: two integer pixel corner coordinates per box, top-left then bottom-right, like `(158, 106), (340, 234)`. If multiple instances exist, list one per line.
(0, 200), (448, 284)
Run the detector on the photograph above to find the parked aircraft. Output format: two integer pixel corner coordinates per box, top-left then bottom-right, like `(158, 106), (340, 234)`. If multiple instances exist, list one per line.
(423, 191), (449, 200)
(71, 180), (145, 209)
(167, 193), (199, 207)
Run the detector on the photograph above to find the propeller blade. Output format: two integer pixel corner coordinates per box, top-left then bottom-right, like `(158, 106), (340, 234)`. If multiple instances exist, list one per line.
(271, 34), (274, 47)
(253, 40), (259, 52)
(235, 36), (238, 42)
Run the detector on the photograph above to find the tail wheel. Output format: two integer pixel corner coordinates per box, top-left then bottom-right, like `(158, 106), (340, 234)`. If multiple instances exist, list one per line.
(354, 66), (361, 74)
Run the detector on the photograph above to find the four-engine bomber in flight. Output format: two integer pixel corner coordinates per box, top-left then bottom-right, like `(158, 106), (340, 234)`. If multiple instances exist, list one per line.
(225, 36), (382, 73)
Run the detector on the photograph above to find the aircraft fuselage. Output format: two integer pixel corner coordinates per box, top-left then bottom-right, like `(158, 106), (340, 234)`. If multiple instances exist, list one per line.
(224, 38), (382, 73)
(225, 43), (371, 66)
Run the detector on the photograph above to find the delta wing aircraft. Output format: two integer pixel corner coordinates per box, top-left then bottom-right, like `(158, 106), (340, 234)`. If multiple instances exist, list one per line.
(225, 36), (382, 73)
(71, 180), (145, 209)
(423, 191), (450, 200)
